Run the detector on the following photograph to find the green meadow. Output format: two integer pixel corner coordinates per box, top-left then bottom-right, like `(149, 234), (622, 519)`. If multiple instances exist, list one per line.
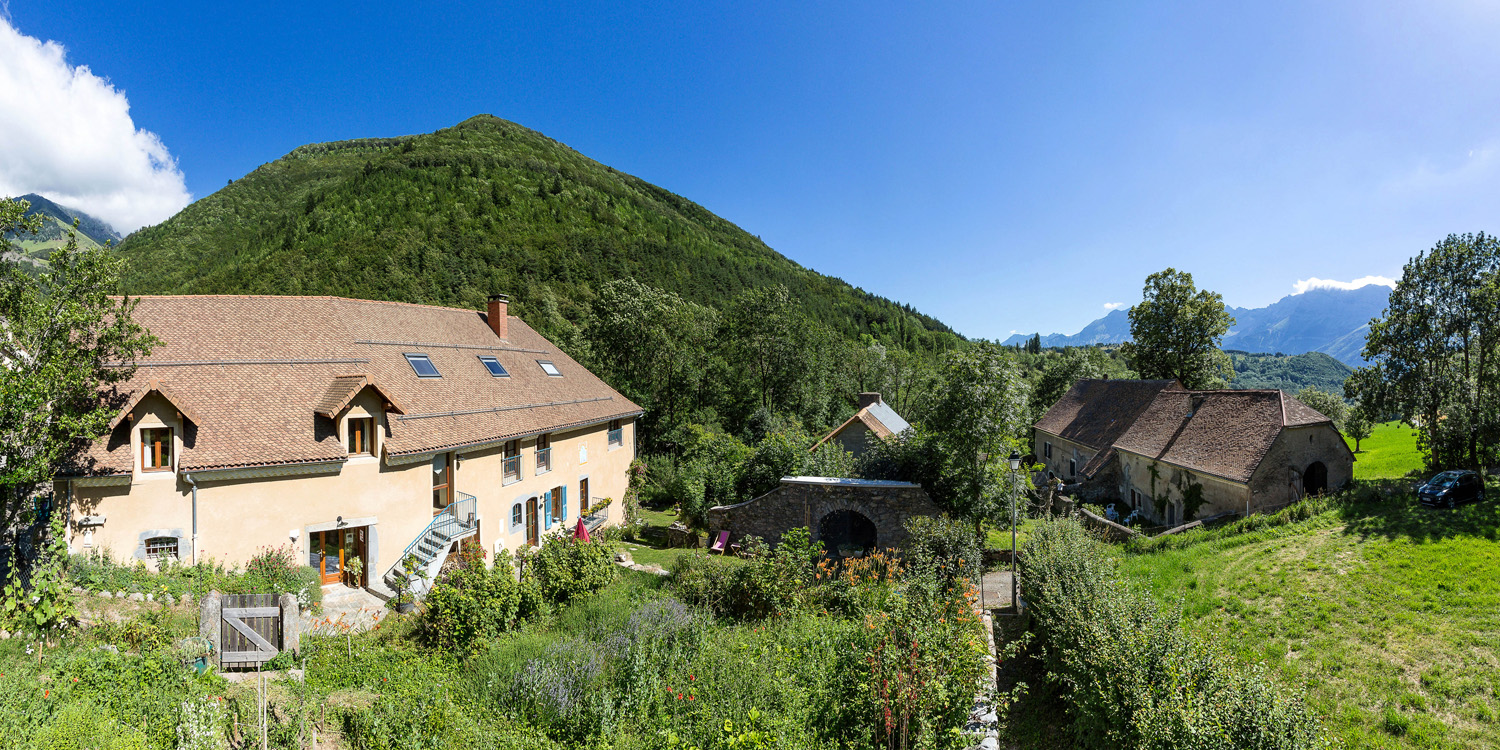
(1348, 420), (1426, 480)
(1117, 482), (1500, 749)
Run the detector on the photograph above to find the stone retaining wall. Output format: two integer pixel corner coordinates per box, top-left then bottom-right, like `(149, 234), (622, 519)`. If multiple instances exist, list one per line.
(706, 476), (943, 551)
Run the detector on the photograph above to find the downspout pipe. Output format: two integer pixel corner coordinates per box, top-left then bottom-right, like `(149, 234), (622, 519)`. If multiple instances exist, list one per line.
(184, 473), (199, 565)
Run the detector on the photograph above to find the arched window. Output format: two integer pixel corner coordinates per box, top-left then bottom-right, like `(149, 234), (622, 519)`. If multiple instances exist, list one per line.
(145, 536), (178, 560)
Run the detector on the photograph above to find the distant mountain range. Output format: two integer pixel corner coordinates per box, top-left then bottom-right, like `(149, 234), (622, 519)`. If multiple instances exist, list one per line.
(1003, 285), (1391, 367)
(3, 193), (122, 271)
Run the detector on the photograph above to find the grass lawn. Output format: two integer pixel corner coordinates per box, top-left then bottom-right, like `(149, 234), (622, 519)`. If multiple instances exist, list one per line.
(985, 518), (1043, 554)
(607, 505), (702, 569)
(1349, 420), (1426, 480)
(1115, 485), (1500, 749)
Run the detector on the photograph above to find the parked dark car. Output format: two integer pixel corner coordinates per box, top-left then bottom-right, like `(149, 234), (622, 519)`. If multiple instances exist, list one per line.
(1417, 470), (1487, 508)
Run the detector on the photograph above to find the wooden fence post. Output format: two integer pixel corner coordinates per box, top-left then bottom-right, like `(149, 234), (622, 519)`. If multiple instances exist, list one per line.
(279, 593), (301, 655)
(199, 591), (222, 668)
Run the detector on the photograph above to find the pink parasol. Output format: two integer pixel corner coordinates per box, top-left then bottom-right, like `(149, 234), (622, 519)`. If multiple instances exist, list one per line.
(573, 517), (591, 542)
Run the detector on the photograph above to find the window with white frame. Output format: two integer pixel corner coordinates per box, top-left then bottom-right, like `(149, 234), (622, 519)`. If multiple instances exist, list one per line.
(145, 536), (179, 560)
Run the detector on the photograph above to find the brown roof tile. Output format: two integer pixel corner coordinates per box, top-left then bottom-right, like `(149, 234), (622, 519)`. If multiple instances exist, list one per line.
(67, 296), (641, 475)
(1113, 389), (1320, 483)
(1033, 379), (1183, 478)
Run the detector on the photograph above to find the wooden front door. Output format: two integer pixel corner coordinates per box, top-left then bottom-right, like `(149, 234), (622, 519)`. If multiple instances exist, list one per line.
(526, 496), (540, 547)
(311, 527), (366, 586)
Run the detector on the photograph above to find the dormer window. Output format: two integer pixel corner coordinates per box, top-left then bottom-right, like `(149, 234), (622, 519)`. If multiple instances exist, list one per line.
(478, 356), (509, 378)
(347, 417), (374, 456)
(537, 360), (562, 377)
(142, 427), (173, 472)
(404, 353), (441, 378)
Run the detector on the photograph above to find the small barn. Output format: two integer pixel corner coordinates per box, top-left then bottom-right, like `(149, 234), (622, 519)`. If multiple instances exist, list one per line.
(812, 393), (911, 459)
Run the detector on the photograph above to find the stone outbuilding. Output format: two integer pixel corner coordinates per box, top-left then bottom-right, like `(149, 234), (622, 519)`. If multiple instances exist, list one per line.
(1034, 379), (1355, 527)
(1032, 378), (1183, 499)
(706, 476), (942, 557)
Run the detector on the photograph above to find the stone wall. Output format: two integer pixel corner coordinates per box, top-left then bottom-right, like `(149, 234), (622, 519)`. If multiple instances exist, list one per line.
(706, 476), (943, 551)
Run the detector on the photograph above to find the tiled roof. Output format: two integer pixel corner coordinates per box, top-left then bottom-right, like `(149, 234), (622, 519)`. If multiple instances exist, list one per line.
(812, 401), (912, 451)
(1032, 379), (1183, 478)
(1113, 390), (1334, 483)
(66, 296), (641, 475)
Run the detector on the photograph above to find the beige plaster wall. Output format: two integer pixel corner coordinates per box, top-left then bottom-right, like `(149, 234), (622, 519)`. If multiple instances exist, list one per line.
(64, 390), (635, 585)
(1033, 430), (1094, 482)
(1117, 449), (1252, 524)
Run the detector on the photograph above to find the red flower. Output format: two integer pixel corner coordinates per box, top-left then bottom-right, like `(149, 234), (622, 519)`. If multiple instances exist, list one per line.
(44, 690), (49, 698)
(689, 675), (695, 681)
(688, 695), (696, 701)
(676, 693), (683, 700)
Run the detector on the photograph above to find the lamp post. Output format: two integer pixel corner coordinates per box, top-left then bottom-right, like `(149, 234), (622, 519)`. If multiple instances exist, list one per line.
(1007, 450), (1022, 611)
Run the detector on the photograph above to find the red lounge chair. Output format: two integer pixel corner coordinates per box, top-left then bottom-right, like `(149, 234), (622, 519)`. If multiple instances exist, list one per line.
(708, 530), (729, 554)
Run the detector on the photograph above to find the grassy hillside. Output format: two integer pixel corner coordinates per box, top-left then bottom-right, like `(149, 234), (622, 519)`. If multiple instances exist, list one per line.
(1349, 421), (1426, 479)
(117, 115), (957, 352)
(1228, 350), (1354, 394)
(4, 193), (118, 271)
(1118, 487), (1500, 750)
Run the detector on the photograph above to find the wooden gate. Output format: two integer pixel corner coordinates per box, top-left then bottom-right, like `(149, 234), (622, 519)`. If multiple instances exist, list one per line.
(220, 594), (282, 667)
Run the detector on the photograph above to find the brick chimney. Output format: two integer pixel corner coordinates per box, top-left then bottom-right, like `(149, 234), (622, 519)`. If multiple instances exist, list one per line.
(858, 392), (882, 409)
(486, 294), (509, 340)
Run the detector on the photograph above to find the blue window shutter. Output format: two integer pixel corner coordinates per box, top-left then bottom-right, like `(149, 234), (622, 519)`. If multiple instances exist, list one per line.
(561, 485), (568, 521)
(544, 494), (552, 530)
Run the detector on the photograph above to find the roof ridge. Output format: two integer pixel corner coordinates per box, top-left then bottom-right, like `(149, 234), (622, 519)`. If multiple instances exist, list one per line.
(123, 294), (508, 315)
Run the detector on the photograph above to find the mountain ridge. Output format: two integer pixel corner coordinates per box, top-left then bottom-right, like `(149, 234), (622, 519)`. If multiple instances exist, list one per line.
(3, 193), (122, 271)
(1004, 285), (1390, 366)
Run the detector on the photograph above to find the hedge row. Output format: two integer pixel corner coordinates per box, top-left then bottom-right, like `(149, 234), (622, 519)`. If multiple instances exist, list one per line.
(1019, 519), (1334, 750)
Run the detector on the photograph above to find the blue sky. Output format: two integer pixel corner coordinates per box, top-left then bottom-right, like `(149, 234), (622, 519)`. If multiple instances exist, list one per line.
(6, 1), (1500, 340)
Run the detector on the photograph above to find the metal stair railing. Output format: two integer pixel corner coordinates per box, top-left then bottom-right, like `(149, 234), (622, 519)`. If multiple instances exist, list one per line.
(386, 491), (479, 594)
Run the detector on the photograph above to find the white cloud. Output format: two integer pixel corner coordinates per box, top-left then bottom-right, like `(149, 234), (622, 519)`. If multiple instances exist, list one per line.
(0, 18), (190, 233)
(1102, 302), (1127, 311)
(1291, 276), (1397, 295)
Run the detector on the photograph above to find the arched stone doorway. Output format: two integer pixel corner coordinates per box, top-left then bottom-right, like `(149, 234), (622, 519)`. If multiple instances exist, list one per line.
(818, 509), (878, 559)
(1304, 461), (1328, 496)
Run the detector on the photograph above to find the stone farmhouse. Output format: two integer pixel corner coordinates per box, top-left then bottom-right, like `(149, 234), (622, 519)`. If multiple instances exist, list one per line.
(56, 295), (640, 596)
(811, 392), (911, 459)
(1034, 379), (1354, 526)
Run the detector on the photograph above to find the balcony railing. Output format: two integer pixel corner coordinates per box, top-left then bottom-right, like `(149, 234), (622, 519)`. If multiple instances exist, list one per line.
(535, 447), (552, 474)
(607, 427), (623, 448)
(582, 503), (609, 531)
(503, 455), (520, 483)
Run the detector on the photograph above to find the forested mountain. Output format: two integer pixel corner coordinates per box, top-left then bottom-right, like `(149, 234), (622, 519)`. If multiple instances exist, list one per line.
(1003, 285), (1390, 366)
(3, 193), (120, 270)
(1226, 351), (1353, 395)
(117, 115), (957, 353)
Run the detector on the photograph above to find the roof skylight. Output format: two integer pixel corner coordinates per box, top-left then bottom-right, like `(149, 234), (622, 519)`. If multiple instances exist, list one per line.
(404, 353), (441, 378)
(478, 356), (509, 378)
(537, 360), (562, 377)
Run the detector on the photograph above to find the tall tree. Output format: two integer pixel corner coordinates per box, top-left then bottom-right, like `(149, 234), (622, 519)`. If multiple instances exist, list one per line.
(1344, 403), (1373, 453)
(0, 199), (158, 536)
(1349, 233), (1500, 470)
(1121, 268), (1235, 389)
(927, 342), (1032, 536)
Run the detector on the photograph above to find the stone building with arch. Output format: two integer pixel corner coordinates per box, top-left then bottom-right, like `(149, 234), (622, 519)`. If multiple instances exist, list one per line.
(1035, 380), (1354, 526)
(705, 477), (943, 558)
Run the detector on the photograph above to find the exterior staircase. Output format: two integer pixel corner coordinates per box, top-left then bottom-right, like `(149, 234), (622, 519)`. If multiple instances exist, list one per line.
(384, 491), (478, 600)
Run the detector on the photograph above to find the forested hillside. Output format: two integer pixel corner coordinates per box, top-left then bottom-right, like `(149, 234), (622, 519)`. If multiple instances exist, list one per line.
(118, 115), (956, 353)
(1227, 350), (1352, 394)
(3, 193), (119, 271)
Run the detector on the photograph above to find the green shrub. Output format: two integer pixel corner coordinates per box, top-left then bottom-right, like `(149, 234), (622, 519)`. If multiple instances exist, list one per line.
(421, 551), (523, 654)
(32, 702), (149, 750)
(669, 528), (822, 621)
(526, 538), (615, 605)
(901, 514), (983, 590)
(1021, 518), (1332, 749)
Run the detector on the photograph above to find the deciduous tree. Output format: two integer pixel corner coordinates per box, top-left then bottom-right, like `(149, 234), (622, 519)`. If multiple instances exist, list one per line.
(1294, 386), (1347, 429)
(1121, 268), (1235, 389)
(1349, 233), (1500, 470)
(0, 198), (158, 536)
